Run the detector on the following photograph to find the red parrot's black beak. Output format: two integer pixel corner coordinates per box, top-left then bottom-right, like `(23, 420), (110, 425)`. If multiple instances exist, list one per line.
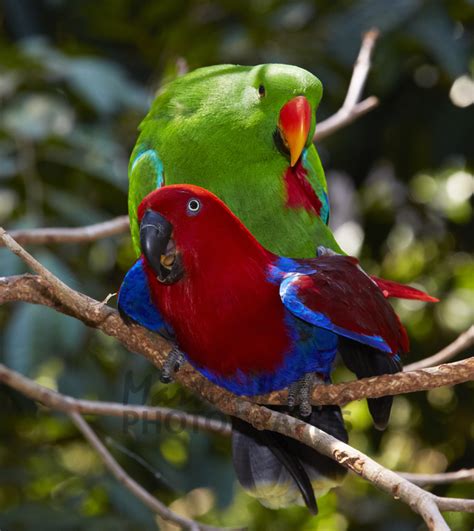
(140, 210), (183, 284)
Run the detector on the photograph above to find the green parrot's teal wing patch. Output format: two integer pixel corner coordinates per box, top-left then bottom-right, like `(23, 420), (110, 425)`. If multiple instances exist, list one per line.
(128, 148), (165, 255)
(131, 148), (164, 188)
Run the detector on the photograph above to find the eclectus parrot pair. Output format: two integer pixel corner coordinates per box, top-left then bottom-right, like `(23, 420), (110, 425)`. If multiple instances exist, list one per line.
(125, 64), (436, 512)
(119, 185), (434, 511)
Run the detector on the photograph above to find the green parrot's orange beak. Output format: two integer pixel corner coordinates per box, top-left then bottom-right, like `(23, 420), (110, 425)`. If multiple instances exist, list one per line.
(278, 96), (312, 167)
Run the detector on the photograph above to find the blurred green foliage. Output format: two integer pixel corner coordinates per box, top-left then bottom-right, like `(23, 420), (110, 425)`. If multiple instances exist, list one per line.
(0, 1), (473, 530)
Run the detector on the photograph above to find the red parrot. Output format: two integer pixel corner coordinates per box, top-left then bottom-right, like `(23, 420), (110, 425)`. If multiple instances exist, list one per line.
(118, 185), (437, 513)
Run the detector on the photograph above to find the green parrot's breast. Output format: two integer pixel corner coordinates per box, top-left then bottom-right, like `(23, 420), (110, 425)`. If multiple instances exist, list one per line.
(129, 142), (339, 258)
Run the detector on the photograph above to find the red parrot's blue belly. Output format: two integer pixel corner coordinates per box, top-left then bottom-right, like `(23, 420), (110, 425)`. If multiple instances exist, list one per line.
(144, 261), (338, 396)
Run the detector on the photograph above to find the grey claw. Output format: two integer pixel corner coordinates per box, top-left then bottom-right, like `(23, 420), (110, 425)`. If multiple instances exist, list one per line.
(160, 347), (185, 384)
(287, 388), (297, 410)
(299, 400), (312, 418)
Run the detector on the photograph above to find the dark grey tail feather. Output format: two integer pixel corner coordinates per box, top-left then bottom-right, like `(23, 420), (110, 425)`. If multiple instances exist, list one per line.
(259, 428), (319, 514)
(338, 338), (403, 430)
(231, 405), (348, 513)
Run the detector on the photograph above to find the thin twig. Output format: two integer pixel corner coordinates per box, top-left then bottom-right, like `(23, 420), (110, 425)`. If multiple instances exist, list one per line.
(315, 29), (380, 141)
(405, 326), (474, 371)
(0, 35), (382, 248)
(400, 469), (474, 486)
(69, 412), (230, 531)
(3, 215), (129, 246)
(0, 362), (230, 437)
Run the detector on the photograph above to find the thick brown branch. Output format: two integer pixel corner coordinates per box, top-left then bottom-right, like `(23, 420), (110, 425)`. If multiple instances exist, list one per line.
(1, 357), (471, 531)
(3, 359), (472, 492)
(262, 356), (474, 406)
(206, 401), (473, 531)
(315, 29), (380, 141)
(1, 273), (473, 408)
(2, 216), (129, 246)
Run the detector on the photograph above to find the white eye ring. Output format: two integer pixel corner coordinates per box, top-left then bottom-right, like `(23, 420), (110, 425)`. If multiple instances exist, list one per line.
(187, 198), (201, 214)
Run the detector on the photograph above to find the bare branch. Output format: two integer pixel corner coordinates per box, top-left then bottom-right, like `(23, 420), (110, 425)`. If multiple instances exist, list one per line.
(1, 230), (473, 529)
(212, 401), (473, 531)
(263, 357), (474, 407)
(2, 216), (129, 246)
(0, 362), (230, 437)
(69, 412), (230, 531)
(405, 326), (474, 371)
(343, 29), (380, 109)
(3, 357), (472, 491)
(1, 273), (473, 409)
(315, 29), (380, 141)
(400, 469), (474, 486)
(0, 34), (383, 249)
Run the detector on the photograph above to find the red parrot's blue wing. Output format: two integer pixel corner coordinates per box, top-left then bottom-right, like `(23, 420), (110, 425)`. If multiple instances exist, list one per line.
(118, 257), (170, 335)
(279, 256), (408, 355)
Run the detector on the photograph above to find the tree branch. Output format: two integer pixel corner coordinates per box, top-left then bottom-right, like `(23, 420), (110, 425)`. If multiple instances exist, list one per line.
(1, 228), (473, 530)
(1, 215), (129, 246)
(263, 356), (474, 407)
(3, 359), (472, 492)
(1, 272), (473, 408)
(2, 359), (472, 489)
(0, 362), (230, 437)
(314, 29), (380, 141)
(237, 404), (474, 531)
(400, 469), (474, 486)
(404, 326), (474, 371)
(0, 35), (381, 248)
(69, 412), (232, 531)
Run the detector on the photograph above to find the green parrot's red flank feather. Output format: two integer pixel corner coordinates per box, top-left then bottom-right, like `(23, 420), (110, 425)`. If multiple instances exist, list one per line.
(284, 160), (322, 216)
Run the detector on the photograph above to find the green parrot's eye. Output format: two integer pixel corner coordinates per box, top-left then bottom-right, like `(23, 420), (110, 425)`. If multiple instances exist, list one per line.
(187, 198), (201, 215)
(258, 84), (266, 98)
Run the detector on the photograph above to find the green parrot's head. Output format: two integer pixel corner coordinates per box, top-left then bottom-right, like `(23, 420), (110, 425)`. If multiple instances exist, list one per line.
(149, 63), (323, 168)
(247, 64), (323, 166)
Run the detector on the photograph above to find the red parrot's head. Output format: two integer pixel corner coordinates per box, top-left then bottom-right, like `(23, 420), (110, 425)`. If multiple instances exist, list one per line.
(137, 185), (269, 284)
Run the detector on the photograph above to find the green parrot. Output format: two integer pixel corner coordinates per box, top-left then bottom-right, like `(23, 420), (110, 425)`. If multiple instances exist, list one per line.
(128, 63), (343, 258)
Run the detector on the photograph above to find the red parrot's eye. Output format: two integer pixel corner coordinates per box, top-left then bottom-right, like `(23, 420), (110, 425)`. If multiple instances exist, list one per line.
(258, 84), (266, 98)
(187, 198), (201, 215)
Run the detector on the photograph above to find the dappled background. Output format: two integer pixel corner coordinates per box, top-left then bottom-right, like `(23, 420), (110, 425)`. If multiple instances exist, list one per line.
(0, 1), (473, 529)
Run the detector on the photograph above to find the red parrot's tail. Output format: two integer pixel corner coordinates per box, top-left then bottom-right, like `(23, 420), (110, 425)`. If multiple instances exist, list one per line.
(370, 276), (439, 303)
(231, 406), (348, 514)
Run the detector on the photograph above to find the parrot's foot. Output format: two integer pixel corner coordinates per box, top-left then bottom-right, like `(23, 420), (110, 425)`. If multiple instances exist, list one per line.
(317, 245), (339, 257)
(288, 372), (324, 417)
(160, 347), (185, 384)
(288, 373), (322, 417)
